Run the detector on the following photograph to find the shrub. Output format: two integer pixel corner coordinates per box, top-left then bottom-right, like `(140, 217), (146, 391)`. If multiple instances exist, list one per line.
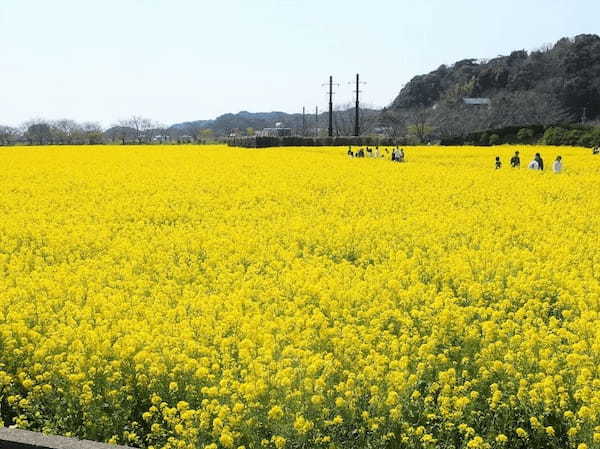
(488, 134), (500, 145)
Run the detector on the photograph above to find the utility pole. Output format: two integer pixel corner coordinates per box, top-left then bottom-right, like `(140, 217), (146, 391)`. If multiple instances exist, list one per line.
(328, 76), (334, 137)
(315, 106), (319, 137)
(302, 106), (306, 136)
(322, 76), (339, 137)
(349, 73), (366, 137)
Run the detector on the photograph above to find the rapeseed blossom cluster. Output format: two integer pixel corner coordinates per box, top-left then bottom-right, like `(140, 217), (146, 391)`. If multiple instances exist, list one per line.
(0, 144), (599, 449)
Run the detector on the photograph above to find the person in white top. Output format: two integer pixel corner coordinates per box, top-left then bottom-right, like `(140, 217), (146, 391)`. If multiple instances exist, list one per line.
(553, 155), (563, 173)
(528, 158), (540, 170)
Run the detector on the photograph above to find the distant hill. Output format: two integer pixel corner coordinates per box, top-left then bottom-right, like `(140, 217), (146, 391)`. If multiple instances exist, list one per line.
(168, 109), (380, 138)
(168, 111), (306, 137)
(387, 34), (600, 138)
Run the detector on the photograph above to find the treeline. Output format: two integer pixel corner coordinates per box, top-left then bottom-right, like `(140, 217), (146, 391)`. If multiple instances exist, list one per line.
(441, 124), (600, 147)
(0, 120), (104, 146)
(0, 117), (213, 146)
(228, 136), (402, 148)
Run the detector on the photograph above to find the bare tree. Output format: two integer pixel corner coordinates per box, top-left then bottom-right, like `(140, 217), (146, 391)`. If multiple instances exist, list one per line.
(508, 91), (573, 127)
(431, 103), (491, 139)
(151, 123), (169, 143)
(52, 119), (81, 144)
(333, 104), (354, 136)
(407, 106), (435, 143)
(119, 116), (154, 143)
(332, 103), (381, 136)
(379, 108), (407, 138)
(0, 126), (20, 145)
(81, 122), (104, 144)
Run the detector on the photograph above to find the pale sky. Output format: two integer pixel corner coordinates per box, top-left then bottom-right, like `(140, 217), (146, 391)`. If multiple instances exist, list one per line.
(1, 0), (598, 127)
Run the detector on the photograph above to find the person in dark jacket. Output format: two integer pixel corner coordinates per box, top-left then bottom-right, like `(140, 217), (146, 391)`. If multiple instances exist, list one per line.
(510, 151), (521, 168)
(535, 153), (544, 171)
(495, 156), (502, 169)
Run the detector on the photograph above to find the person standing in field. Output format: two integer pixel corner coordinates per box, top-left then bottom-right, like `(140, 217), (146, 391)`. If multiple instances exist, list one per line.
(535, 153), (544, 171)
(553, 155), (563, 173)
(495, 156), (502, 169)
(510, 151), (521, 167)
(347, 148), (354, 158)
(528, 157), (540, 170)
(398, 149), (405, 162)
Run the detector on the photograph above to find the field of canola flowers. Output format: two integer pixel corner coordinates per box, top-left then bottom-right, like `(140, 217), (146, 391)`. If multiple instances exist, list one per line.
(0, 144), (599, 449)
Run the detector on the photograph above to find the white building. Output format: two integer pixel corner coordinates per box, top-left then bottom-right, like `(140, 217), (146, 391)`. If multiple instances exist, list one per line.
(256, 128), (292, 137)
(463, 98), (492, 106)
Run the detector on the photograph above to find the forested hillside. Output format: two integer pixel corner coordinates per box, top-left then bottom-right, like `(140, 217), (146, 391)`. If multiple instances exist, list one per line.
(385, 34), (600, 140)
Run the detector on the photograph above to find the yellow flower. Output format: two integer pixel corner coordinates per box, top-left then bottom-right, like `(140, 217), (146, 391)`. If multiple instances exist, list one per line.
(310, 394), (323, 405)
(495, 434), (508, 444)
(294, 416), (314, 434)
(272, 436), (286, 449)
(220, 433), (234, 448)
(516, 428), (528, 439)
(267, 406), (284, 421)
(1, 144), (599, 448)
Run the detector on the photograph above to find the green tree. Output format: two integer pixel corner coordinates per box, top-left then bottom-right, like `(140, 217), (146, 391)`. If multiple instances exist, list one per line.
(488, 134), (500, 145)
(517, 128), (534, 143)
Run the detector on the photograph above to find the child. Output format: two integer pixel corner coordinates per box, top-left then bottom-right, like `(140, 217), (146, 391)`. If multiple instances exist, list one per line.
(495, 156), (502, 169)
(510, 151), (520, 167)
(528, 157), (540, 170)
(553, 155), (563, 173)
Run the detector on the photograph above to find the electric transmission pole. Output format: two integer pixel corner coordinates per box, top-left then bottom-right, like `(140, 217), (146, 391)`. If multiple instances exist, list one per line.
(349, 74), (366, 137)
(302, 106), (306, 136)
(322, 75), (339, 137)
(315, 106), (319, 136)
(328, 76), (334, 137)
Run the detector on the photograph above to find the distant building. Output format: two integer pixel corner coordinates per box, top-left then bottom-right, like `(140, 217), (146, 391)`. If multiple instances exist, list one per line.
(179, 135), (194, 142)
(257, 128), (292, 137)
(463, 98), (492, 106)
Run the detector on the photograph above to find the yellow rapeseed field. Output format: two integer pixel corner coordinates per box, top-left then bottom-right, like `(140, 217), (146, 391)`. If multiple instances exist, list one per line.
(0, 145), (599, 449)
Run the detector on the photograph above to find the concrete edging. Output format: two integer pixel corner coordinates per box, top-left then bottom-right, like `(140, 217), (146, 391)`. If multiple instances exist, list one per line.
(0, 428), (132, 449)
